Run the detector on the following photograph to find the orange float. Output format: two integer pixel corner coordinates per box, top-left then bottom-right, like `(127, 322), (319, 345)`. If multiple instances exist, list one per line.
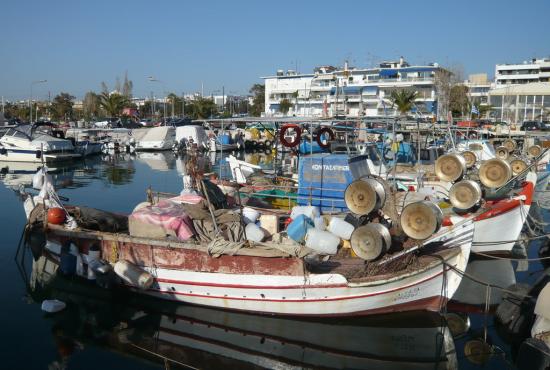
(47, 207), (66, 224)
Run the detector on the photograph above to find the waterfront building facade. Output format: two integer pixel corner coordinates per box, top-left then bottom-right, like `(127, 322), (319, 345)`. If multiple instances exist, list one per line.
(488, 82), (550, 124)
(263, 57), (447, 119)
(495, 58), (550, 86)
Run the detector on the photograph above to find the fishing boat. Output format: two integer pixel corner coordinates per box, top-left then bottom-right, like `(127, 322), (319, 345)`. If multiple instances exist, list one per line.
(0, 123), (81, 162)
(34, 216), (472, 316)
(26, 254), (458, 370)
(22, 164), (475, 317)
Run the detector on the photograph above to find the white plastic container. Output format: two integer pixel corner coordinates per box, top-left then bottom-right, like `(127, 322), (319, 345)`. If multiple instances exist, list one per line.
(327, 217), (355, 240)
(290, 206), (320, 220)
(87, 247), (101, 280)
(305, 229), (340, 255)
(313, 216), (326, 230)
(245, 223), (265, 242)
(242, 207), (260, 224)
(45, 240), (62, 255)
(114, 260), (154, 290)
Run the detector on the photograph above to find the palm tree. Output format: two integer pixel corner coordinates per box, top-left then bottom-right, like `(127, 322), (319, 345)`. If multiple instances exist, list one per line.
(389, 89), (418, 116)
(98, 92), (128, 117)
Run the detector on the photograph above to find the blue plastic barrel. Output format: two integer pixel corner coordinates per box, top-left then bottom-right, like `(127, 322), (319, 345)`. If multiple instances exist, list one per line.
(219, 134), (231, 145)
(60, 252), (77, 275)
(286, 214), (314, 243)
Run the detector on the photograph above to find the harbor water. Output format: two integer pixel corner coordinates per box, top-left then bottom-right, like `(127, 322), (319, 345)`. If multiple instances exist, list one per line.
(1, 151), (549, 369)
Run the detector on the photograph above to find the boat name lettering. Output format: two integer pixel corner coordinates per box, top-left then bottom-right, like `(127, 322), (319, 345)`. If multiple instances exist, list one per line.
(394, 287), (420, 302)
(311, 164), (349, 171)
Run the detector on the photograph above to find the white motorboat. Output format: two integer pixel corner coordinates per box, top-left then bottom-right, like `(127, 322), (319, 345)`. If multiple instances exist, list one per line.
(174, 125), (209, 151)
(134, 126), (176, 151)
(0, 123), (81, 163)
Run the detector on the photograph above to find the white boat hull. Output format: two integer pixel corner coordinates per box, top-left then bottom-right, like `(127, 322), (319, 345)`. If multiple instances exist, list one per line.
(0, 150), (80, 162)
(131, 221), (474, 316)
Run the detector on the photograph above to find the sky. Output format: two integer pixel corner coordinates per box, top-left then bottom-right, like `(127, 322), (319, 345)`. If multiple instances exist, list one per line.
(1, 0), (549, 101)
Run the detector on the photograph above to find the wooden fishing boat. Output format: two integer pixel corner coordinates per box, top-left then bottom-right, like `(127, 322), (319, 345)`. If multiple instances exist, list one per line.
(28, 256), (458, 370)
(36, 216), (474, 317)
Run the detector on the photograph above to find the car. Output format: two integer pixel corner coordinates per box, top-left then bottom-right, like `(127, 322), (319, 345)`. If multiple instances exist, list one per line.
(521, 121), (543, 131)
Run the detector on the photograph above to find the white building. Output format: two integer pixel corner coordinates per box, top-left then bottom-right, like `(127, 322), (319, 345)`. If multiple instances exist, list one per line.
(488, 82), (550, 124)
(495, 58), (550, 86)
(464, 73), (493, 106)
(263, 57), (447, 119)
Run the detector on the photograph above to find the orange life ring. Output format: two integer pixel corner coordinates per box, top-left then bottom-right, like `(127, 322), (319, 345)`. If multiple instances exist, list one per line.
(279, 124), (302, 148)
(315, 127), (335, 149)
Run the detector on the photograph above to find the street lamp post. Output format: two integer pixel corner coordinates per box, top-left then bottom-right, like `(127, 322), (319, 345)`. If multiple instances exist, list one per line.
(30, 79), (47, 123)
(148, 76), (167, 123)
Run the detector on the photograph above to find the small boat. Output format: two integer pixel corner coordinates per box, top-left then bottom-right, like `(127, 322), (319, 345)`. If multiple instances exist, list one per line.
(0, 123), (81, 162)
(134, 126), (176, 151)
(174, 125), (209, 151)
(26, 254), (458, 370)
(32, 215), (474, 316)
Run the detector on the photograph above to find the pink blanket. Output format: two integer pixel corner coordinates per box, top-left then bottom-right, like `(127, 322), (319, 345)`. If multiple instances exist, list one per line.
(130, 200), (196, 241)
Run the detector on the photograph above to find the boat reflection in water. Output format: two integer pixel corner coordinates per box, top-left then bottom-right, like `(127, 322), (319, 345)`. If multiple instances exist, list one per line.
(29, 254), (458, 370)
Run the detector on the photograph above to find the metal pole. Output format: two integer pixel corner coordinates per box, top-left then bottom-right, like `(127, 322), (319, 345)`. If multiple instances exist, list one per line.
(29, 84), (33, 123)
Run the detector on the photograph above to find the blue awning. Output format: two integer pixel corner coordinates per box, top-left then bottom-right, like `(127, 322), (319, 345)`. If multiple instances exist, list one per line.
(379, 69), (398, 77)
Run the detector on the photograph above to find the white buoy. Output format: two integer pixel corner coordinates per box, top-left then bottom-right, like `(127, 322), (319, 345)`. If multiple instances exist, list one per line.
(114, 260), (154, 290)
(41, 299), (66, 313)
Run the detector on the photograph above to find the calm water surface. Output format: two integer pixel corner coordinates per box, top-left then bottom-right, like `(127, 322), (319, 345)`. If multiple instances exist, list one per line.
(1, 152), (546, 369)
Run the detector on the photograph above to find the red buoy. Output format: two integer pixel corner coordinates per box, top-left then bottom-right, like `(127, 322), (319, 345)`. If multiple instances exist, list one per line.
(47, 207), (66, 225)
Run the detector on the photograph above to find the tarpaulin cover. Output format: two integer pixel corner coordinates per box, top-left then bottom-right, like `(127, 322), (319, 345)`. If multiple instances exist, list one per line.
(130, 198), (200, 241)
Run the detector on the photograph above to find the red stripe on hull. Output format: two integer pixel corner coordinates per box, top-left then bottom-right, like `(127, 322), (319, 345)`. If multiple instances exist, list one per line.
(154, 278), (348, 290)
(148, 268), (450, 303)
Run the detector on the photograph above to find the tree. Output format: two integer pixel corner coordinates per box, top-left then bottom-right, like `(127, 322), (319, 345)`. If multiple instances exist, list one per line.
(166, 93), (183, 117)
(83, 91), (100, 120)
(99, 92), (128, 117)
(50, 92), (75, 121)
(122, 71), (133, 98)
(279, 98), (292, 115)
(449, 85), (470, 118)
(249, 84), (265, 116)
(184, 97), (217, 119)
(388, 89), (418, 116)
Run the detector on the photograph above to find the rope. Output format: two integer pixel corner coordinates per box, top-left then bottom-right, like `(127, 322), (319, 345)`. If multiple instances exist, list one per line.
(473, 251), (550, 261)
(441, 260), (533, 299)
(129, 343), (199, 370)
